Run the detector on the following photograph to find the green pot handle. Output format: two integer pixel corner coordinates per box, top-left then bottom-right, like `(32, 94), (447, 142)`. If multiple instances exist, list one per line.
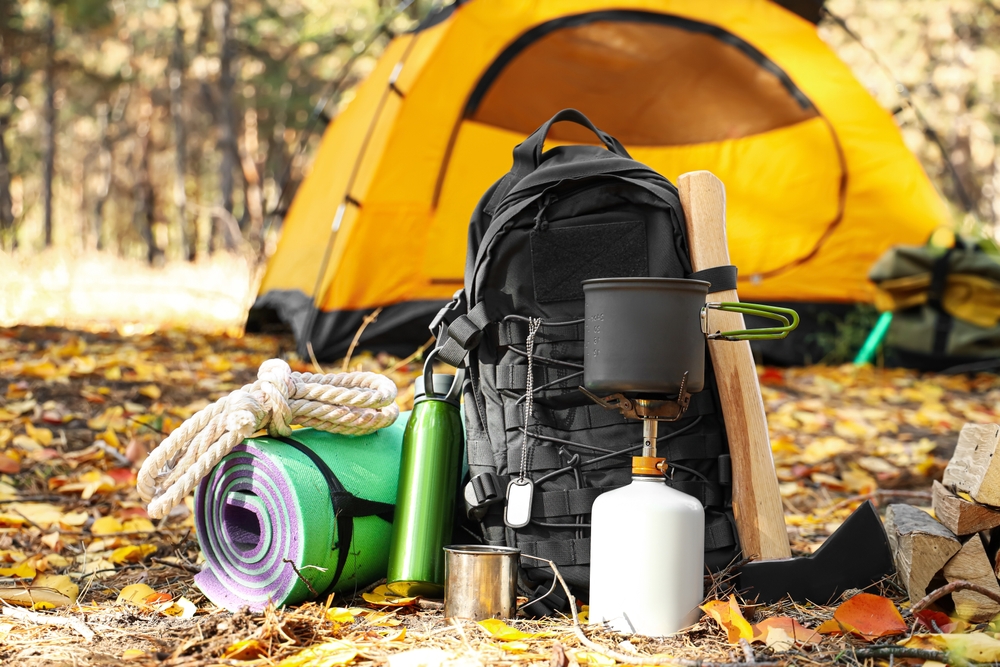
(701, 302), (800, 341)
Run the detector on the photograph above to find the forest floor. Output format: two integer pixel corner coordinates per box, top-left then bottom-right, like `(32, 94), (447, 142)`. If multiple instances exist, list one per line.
(0, 325), (997, 666)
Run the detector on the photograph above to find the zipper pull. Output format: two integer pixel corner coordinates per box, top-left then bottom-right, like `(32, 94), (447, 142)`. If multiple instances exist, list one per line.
(533, 193), (556, 232)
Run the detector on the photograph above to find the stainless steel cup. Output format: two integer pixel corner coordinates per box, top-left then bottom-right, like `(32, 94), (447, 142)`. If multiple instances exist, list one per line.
(443, 545), (519, 620)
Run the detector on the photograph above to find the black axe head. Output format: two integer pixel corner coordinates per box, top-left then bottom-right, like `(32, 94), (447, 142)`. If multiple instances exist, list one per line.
(737, 500), (895, 605)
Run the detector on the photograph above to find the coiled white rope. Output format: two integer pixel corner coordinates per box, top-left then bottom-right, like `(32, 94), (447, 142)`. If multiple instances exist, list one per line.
(137, 358), (399, 519)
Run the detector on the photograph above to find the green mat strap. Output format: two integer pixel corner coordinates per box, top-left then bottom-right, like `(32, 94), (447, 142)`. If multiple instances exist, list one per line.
(273, 436), (394, 595)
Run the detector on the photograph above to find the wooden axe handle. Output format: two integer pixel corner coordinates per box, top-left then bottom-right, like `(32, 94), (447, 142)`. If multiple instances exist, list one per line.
(678, 171), (791, 561)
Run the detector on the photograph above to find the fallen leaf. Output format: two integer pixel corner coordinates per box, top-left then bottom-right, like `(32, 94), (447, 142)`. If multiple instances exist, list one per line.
(0, 561), (36, 578)
(478, 618), (538, 641)
(224, 639), (267, 661)
(701, 595), (754, 644)
(122, 650), (148, 661)
(117, 583), (156, 606)
(901, 633), (1000, 663)
(277, 640), (358, 667)
(573, 650), (616, 666)
(752, 617), (821, 645)
(138, 384), (162, 400)
(763, 626), (795, 651)
(0, 586), (72, 608)
(110, 544), (156, 564)
(915, 609), (956, 633)
(833, 593), (907, 640)
(498, 641), (531, 653)
(327, 607), (357, 624)
(31, 574), (79, 606)
(362, 584), (417, 607)
(163, 596), (197, 618)
(817, 619), (842, 635)
(91, 516), (124, 535)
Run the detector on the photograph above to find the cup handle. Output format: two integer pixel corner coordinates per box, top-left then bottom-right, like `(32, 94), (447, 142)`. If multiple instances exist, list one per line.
(701, 302), (800, 341)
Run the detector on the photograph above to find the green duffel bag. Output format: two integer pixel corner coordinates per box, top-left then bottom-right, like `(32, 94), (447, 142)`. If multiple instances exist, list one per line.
(869, 242), (1000, 371)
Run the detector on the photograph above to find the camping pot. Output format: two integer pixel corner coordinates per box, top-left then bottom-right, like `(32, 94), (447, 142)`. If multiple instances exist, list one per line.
(443, 545), (519, 620)
(583, 278), (798, 395)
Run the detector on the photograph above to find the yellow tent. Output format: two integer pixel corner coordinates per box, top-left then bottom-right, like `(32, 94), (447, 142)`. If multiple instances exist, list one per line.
(254, 0), (950, 360)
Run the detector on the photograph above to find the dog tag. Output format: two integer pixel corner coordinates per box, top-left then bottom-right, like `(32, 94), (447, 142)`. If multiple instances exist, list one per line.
(504, 478), (533, 528)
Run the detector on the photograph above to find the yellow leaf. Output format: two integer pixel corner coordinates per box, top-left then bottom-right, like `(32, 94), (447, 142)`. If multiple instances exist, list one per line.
(7, 503), (64, 528)
(91, 516), (124, 535)
(111, 544), (156, 564)
(44, 553), (69, 568)
(701, 595), (754, 644)
(138, 385), (162, 400)
(902, 633), (1000, 663)
(277, 640), (358, 667)
(163, 597), (197, 618)
(32, 574), (79, 604)
(359, 610), (400, 627)
(382, 627), (406, 642)
(0, 586), (72, 608)
(104, 366), (122, 381)
(122, 649), (148, 661)
(729, 595), (754, 641)
(362, 584), (417, 607)
(0, 561), (37, 578)
(578, 604), (590, 624)
(327, 607), (357, 623)
(122, 518), (155, 533)
(498, 642), (530, 653)
(24, 423), (53, 447)
(117, 583), (156, 606)
(573, 651), (616, 666)
(60, 511), (90, 527)
(224, 639), (267, 661)
(477, 618), (537, 641)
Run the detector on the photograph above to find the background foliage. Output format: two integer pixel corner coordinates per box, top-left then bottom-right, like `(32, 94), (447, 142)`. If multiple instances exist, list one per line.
(0, 0), (997, 262)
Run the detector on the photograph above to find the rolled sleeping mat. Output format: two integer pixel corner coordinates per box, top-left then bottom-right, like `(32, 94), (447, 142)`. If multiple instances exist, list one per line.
(194, 417), (407, 611)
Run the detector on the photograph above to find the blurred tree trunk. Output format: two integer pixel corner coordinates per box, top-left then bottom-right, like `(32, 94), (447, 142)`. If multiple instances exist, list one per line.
(240, 107), (264, 255)
(92, 102), (111, 250)
(0, 62), (14, 251)
(212, 0), (238, 253)
(42, 12), (56, 247)
(170, 3), (194, 261)
(134, 98), (163, 266)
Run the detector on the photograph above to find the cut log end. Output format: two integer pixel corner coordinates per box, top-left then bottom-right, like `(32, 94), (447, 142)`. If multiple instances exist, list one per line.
(886, 503), (961, 603)
(932, 480), (1000, 536)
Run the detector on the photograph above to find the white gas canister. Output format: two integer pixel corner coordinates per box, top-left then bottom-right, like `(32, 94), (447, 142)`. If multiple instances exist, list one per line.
(589, 456), (705, 636)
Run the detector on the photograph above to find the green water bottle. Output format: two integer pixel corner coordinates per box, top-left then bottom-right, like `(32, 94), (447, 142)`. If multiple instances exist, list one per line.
(386, 351), (464, 597)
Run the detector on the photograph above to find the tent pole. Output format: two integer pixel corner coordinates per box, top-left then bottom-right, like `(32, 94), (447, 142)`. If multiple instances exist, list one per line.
(301, 16), (427, 358)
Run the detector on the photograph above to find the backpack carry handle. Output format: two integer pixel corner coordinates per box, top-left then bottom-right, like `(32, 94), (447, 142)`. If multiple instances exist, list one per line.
(512, 109), (631, 177)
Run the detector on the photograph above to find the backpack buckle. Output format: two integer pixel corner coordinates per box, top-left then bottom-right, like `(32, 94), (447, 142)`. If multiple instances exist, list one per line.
(464, 472), (505, 521)
(429, 289), (466, 337)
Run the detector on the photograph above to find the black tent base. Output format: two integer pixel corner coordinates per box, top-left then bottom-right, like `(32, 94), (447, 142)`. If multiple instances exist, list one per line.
(250, 292), (887, 367)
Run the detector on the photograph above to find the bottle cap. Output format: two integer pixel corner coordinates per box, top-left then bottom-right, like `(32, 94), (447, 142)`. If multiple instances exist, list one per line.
(632, 456), (666, 476)
(414, 373), (461, 407)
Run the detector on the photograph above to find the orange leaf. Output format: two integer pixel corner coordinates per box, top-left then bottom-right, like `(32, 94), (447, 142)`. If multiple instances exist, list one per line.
(752, 617), (821, 645)
(832, 593), (907, 640)
(700, 595), (753, 644)
(816, 619), (843, 635)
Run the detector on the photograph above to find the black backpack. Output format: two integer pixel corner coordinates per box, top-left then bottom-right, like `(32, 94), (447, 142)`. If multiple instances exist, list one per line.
(432, 110), (740, 613)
